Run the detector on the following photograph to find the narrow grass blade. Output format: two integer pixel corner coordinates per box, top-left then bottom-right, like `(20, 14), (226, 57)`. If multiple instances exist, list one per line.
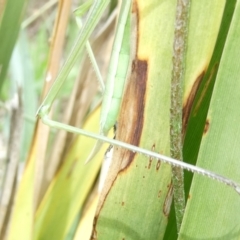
(179, 1), (240, 238)
(0, 0), (27, 92)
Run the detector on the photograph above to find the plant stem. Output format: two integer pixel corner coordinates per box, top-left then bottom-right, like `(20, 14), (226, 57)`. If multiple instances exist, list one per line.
(171, 0), (190, 232)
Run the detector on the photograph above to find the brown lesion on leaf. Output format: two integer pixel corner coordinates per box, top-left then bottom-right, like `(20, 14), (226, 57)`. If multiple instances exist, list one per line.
(193, 63), (219, 117)
(183, 63), (219, 138)
(203, 118), (210, 135)
(182, 71), (205, 136)
(117, 59), (148, 169)
(156, 160), (161, 171)
(148, 160), (152, 169)
(155, 150), (162, 170)
(148, 144), (155, 169)
(163, 183), (173, 217)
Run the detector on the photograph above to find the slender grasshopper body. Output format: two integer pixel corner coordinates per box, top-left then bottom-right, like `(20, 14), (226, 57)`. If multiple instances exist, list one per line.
(100, 0), (131, 135)
(86, 0), (131, 162)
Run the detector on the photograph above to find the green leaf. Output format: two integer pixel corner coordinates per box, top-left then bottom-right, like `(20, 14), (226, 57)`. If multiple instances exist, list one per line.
(179, 0), (240, 238)
(93, 0), (177, 238)
(0, 0), (28, 93)
(183, 0), (236, 196)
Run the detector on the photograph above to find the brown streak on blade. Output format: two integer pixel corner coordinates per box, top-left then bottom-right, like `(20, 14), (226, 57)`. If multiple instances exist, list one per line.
(118, 59), (148, 169)
(148, 144), (155, 169)
(158, 190), (162, 198)
(182, 71), (205, 136)
(156, 160), (161, 171)
(148, 159), (152, 169)
(163, 184), (173, 217)
(203, 118), (210, 135)
(193, 63), (219, 116)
